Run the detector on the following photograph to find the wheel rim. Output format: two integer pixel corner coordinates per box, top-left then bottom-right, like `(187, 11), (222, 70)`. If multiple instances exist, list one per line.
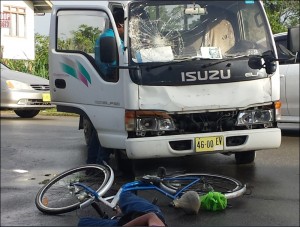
(37, 166), (110, 212)
(162, 173), (243, 197)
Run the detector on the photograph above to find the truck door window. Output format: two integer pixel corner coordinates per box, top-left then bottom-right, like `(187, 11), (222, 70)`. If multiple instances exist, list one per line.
(56, 10), (119, 82)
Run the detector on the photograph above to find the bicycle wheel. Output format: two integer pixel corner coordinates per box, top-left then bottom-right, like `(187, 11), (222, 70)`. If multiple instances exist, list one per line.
(160, 173), (246, 199)
(35, 164), (113, 215)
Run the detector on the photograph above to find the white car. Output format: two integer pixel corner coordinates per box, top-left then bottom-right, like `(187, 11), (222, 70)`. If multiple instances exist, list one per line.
(274, 31), (300, 123)
(1, 63), (55, 118)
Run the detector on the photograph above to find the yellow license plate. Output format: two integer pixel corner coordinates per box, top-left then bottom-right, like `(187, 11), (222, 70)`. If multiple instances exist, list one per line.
(195, 136), (224, 152)
(42, 93), (51, 102)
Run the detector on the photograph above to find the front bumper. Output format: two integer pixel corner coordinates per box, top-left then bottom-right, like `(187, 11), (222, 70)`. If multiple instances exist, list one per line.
(125, 128), (281, 159)
(1, 90), (55, 110)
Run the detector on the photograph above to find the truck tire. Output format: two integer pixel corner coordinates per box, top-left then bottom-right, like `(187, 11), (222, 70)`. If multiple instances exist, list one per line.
(235, 150), (256, 164)
(83, 116), (93, 146)
(14, 110), (40, 118)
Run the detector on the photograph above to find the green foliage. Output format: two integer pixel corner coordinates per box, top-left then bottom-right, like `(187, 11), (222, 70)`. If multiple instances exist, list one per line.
(34, 34), (50, 78)
(71, 24), (100, 52)
(57, 37), (74, 50)
(57, 24), (100, 52)
(2, 59), (34, 74)
(263, 0), (300, 34)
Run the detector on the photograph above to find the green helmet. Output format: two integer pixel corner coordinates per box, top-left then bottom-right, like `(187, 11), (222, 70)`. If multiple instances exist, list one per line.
(200, 192), (227, 211)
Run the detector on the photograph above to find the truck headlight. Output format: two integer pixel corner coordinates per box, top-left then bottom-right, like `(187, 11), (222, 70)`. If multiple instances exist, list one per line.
(137, 117), (175, 131)
(126, 110), (176, 133)
(236, 109), (273, 126)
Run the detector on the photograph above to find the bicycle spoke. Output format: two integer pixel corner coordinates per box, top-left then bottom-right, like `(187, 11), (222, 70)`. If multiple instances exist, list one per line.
(36, 165), (112, 214)
(161, 173), (245, 198)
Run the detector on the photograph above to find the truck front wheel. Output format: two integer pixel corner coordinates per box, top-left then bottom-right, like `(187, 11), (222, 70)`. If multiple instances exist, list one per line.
(83, 116), (93, 146)
(235, 151), (256, 164)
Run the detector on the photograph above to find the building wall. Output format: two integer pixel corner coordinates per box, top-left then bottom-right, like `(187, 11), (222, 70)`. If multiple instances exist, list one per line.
(1, 1), (35, 60)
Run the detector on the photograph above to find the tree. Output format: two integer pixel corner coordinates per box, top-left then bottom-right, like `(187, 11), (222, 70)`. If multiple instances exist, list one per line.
(34, 34), (50, 79)
(263, 0), (300, 34)
(71, 24), (100, 53)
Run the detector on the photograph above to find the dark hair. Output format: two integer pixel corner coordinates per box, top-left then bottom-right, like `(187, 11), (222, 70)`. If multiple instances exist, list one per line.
(113, 8), (124, 25)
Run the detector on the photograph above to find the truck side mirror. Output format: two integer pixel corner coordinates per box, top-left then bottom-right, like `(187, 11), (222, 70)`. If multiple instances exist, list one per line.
(287, 25), (299, 52)
(99, 36), (117, 63)
(262, 50), (277, 74)
(248, 56), (263, 69)
(248, 51), (277, 74)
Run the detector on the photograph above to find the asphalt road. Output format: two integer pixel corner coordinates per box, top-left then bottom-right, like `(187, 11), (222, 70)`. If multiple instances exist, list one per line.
(1, 112), (299, 226)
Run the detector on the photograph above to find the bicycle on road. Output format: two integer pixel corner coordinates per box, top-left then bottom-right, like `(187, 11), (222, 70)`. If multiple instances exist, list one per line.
(35, 164), (246, 216)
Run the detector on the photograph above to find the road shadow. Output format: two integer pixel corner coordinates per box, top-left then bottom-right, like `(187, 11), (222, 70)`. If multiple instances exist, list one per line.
(0, 116), (54, 121)
(278, 123), (299, 137)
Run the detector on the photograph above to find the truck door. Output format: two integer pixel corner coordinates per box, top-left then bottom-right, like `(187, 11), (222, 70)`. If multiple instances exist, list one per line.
(49, 6), (126, 148)
(275, 34), (300, 120)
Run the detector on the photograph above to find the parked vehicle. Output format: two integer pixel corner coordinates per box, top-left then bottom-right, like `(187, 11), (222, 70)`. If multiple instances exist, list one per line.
(274, 27), (300, 123)
(49, 0), (288, 168)
(0, 63), (55, 118)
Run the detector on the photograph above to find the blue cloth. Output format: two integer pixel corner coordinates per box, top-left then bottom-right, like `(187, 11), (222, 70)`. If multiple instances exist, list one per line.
(119, 191), (165, 223)
(86, 128), (110, 165)
(78, 191), (165, 226)
(78, 217), (118, 226)
(94, 29), (124, 76)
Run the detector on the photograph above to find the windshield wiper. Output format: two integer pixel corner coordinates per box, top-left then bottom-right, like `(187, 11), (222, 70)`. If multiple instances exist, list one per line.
(201, 55), (248, 68)
(145, 55), (249, 71)
(145, 56), (201, 71)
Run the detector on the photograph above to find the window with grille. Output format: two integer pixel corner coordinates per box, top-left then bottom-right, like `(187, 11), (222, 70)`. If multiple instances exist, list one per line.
(2, 5), (26, 38)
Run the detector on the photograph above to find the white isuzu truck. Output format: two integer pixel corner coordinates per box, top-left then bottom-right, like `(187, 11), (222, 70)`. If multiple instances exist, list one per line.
(49, 0), (283, 169)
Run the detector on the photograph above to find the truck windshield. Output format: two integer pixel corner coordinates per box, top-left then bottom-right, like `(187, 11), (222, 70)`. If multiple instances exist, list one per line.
(128, 0), (273, 64)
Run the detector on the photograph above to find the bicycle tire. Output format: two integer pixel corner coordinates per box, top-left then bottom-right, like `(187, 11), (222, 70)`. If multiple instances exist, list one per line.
(160, 173), (246, 199)
(35, 164), (113, 215)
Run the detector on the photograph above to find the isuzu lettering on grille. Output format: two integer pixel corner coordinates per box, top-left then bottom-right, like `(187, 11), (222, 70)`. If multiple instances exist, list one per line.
(181, 69), (231, 82)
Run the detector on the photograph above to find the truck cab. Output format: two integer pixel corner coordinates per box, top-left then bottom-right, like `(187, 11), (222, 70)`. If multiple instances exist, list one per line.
(49, 0), (283, 167)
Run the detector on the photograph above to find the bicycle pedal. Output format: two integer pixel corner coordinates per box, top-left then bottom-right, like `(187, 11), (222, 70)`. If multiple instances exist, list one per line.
(157, 167), (167, 178)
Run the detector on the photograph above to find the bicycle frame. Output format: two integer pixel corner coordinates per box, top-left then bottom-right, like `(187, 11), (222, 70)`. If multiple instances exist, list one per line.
(74, 176), (201, 210)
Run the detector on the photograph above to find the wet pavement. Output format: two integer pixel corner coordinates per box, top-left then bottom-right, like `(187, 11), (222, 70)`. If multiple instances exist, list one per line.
(1, 113), (299, 226)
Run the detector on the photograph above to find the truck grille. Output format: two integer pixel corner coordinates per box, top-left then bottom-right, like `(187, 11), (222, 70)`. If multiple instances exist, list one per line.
(30, 84), (50, 91)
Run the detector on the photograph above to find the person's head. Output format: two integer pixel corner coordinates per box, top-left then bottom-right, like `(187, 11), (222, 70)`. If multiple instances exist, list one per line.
(113, 8), (124, 39)
(172, 191), (201, 215)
